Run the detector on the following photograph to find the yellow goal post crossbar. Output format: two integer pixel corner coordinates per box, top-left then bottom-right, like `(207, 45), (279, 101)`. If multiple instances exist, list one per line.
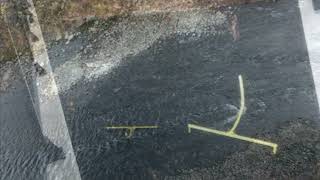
(104, 125), (158, 138)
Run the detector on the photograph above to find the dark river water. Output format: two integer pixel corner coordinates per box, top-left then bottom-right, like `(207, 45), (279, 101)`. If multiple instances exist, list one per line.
(1, 0), (320, 179)
(0, 65), (65, 180)
(60, 1), (319, 179)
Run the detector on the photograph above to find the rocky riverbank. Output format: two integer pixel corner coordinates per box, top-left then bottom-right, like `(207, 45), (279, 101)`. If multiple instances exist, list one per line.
(0, 0), (272, 62)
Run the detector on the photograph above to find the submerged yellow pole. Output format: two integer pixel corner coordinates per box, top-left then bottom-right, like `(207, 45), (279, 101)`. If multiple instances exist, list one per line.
(188, 75), (278, 154)
(105, 125), (158, 138)
(229, 75), (245, 133)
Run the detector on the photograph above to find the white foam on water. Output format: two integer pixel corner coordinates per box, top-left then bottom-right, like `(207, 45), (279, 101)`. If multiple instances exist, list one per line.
(54, 10), (228, 92)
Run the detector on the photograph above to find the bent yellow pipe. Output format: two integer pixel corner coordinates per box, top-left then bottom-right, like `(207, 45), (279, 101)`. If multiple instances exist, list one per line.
(188, 75), (278, 154)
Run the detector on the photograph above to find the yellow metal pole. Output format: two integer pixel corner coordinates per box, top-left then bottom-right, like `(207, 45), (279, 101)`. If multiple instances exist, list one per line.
(229, 75), (245, 133)
(105, 126), (158, 129)
(105, 125), (158, 138)
(187, 75), (278, 154)
(188, 124), (278, 154)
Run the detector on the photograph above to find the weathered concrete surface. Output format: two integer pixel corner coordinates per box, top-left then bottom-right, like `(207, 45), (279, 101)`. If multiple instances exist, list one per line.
(24, 0), (81, 179)
(300, 0), (320, 113)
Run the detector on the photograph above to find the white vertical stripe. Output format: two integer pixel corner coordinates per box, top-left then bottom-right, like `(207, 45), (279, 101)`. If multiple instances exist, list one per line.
(299, 0), (320, 110)
(25, 0), (81, 179)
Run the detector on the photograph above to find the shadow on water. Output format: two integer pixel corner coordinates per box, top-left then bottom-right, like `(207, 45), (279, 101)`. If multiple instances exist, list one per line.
(60, 0), (320, 179)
